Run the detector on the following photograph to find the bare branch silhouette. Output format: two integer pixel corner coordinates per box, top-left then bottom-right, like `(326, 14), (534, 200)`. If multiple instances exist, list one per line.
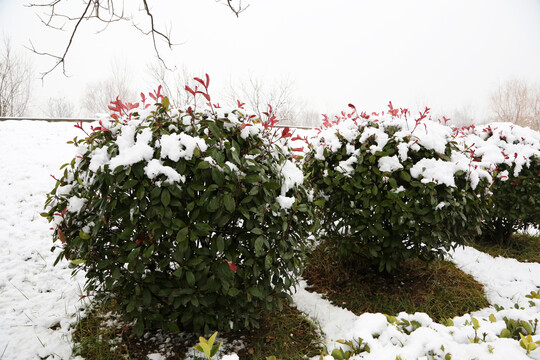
(27, 0), (250, 79)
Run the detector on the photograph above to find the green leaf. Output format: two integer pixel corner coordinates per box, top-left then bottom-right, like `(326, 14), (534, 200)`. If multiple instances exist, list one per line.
(186, 271), (195, 287)
(162, 96), (170, 110)
(224, 194), (235, 212)
(254, 236), (264, 255)
(176, 227), (189, 243)
(161, 189), (171, 207)
(79, 231), (91, 240)
(245, 174), (261, 183)
(263, 181), (281, 190)
(251, 228), (263, 235)
(136, 185), (145, 199)
(248, 287), (263, 298)
(122, 179), (139, 190)
(313, 199), (325, 207)
(194, 222), (212, 236)
(400, 171), (411, 182)
(71, 259), (86, 265)
(207, 197), (220, 212)
(197, 161), (211, 170)
(208, 122), (222, 138)
(173, 268), (183, 278)
(133, 320), (144, 337)
(216, 235), (225, 253)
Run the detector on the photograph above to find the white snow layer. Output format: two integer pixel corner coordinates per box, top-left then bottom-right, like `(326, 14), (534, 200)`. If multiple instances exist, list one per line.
(460, 122), (540, 177)
(378, 155), (403, 173)
(0, 121), (87, 360)
(308, 114), (496, 189)
(159, 133), (208, 161)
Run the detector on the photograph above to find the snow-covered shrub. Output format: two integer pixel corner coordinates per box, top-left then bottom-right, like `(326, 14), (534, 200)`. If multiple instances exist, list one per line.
(304, 103), (492, 273)
(459, 123), (540, 243)
(42, 77), (314, 335)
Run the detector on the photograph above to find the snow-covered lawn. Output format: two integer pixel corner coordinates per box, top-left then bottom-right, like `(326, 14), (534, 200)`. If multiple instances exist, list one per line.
(0, 121), (86, 360)
(0, 120), (539, 360)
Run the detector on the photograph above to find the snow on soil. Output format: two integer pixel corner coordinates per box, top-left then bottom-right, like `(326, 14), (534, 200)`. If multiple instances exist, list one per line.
(0, 121), (539, 360)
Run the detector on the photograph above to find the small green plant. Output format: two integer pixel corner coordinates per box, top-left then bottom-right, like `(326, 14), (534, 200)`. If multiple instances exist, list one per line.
(330, 348), (353, 360)
(193, 332), (222, 360)
(468, 317), (487, 343)
(499, 317), (538, 340)
(519, 333), (540, 355)
(330, 338), (369, 359)
(395, 319), (422, 335)
(526, 290), (540, 300)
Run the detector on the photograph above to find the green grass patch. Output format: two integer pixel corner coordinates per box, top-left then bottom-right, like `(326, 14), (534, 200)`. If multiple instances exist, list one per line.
(73, 303), (136, 360)
(73, 301), (322, 360)
(227, 303), (323, 360)
(470, 233), (540, 263)
(303, 241), (489, 322)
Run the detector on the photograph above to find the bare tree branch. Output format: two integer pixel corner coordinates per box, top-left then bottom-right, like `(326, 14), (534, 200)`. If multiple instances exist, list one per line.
(222, 0), (250, 17)
(0, 38), (32, 117)
(489, 78), (540, 130)
(224, 75), (305, 124)
(27, 0), (250, 79)
(27, 0), (94, 80)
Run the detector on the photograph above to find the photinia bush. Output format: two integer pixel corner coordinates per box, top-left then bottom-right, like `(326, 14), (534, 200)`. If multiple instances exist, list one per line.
(304, 103), (492, 273)
(459, 123), (540, 243)
(42, 75), (315, 335)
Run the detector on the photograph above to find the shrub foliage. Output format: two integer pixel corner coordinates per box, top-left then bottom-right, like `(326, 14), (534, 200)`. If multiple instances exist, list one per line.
(43, 78), (314, 334)
(460, 123), (540, 243)
(304, 104), (491, 273)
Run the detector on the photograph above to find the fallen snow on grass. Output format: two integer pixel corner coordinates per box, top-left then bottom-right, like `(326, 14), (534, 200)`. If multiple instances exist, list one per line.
(292, 246), (540, 360)
(0, 121), (88, 360)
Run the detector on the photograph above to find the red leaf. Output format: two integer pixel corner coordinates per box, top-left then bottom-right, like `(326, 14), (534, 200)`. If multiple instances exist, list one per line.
(57, 228), (66, 243)
(201, 92), (210, 102)
(282, 127), (292, 138)
(226, 260), (237, 272)
(237, 100), (246, 109)
(126, 102), (139, 111)
(194, 77), (205, 87)
(185, 85), (195, 96)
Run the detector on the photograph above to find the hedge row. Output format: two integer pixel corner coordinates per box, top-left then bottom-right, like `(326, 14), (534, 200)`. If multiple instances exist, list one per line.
(42, 80), (540, 334)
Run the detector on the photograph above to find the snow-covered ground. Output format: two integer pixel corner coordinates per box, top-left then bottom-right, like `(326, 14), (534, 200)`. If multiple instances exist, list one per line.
(0, 121), (539, 360)
(0, 121), (86, 360)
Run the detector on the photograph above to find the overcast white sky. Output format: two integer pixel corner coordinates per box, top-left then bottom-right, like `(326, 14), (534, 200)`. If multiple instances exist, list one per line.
(1, 0), (540, 122)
